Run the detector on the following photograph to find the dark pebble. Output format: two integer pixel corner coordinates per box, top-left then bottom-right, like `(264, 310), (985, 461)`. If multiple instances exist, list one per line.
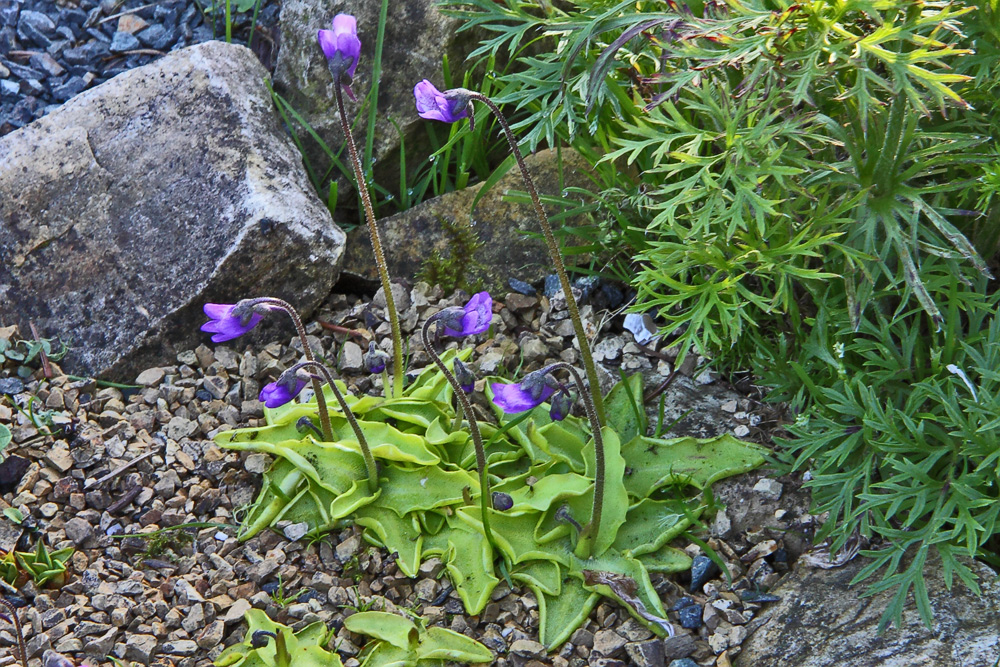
(689, 554), (719, 592)
(543, 274), (561, 297)
(669, 660), (700, 667)
(7, 63), (46, 81)
(52, 75), (90, 102)
(0, 377), (25, 395)
(0, 27), (16, 55)
(670, 596), (696, 612)
(260, 580), (280, 595)
(19, 78), (45, 96)
(137, 23), (173, 50)
(593, 282), (625, 310)
(110, 30), (140, 53)
(773, 547), (788, 563)
(507, 277), (536, 296)
(574, 275), (600, 300)
(296, 589), (319, 603)
(740, 590), (781, 604)
(59, 7), (89, 27)
(1, 594), (28, 608)
(195, 389), (212, 401)
(677, 603), (703, 630)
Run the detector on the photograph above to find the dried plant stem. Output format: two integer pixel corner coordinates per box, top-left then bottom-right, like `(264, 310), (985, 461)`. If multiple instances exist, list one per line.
(247, 297), (334, 442)
(335, 84), (404, 398)
(0, 597), (27, 667)
(538, 362), (605, 557)
(420, 317), (498, 553)
(292, 360), (378, 493)
(466, 92), (606, 426)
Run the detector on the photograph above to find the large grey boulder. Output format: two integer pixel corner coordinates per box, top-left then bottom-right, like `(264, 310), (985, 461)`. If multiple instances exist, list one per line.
(0, 41), (346, 380)
(340, 148), (594, 292)
(272, 0), (479, 203)
(735, 555), (1000, 667)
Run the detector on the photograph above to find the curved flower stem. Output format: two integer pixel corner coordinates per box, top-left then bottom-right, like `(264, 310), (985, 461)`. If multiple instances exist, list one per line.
(243, 297), (333, 443)
(335, 84), (405, 398)
(465, 92), (606, 426)
(291, 360), (379, 494)
(0, 595), (28, 667)
(420, 317), (498, 554)
(537, 361), (604, 558)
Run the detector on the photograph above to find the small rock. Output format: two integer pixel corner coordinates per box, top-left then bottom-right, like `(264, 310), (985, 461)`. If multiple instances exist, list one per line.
(690, 554), (720, 591)
(708, 632), (730, 654)
(117, 14), (148, 34)
(669, 659), (700, 667)
(677, 603), (702, 630)
(109, 30), (140, 52)
(162, 639), (199, 656)
(197, 620), (225, 649)
(592, 629), (628, 658)
(752, 478), (783, 500)
(625, 639), (664, 667)
(124, 634), (157, 663)
(335, 534), (360, 562)
(43, 448), (75, 473)
(283, 522), (309, 541)
(340, 341), (364, 372)
(733, 424), (751, 438)
(64, 517), (93, 545)
(245, 453), (272, 474)
(224, 598), (252, 625)
(662, 633), (697, 660)
(135, 367), (165, 386)
(508, 277), (536, 296)
(510, 639), (546, 659)
(203, 375), (228, 399)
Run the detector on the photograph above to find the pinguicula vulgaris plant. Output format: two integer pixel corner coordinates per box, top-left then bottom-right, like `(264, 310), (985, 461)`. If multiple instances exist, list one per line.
(197, 12), (766, 653)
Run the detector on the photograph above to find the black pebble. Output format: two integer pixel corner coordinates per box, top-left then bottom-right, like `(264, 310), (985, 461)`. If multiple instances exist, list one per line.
(689, 554), (719, 592)
(260, 580), (280, 595)
(543, 274), (561, 297)
(0, 376), (25, 394)
(740, 590), (781, 604)
(507, 277), (536, 296)
(677, 603), (703, 629)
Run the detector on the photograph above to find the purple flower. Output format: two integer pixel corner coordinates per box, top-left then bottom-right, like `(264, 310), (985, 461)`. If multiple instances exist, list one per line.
(414, 80), (471, 124)
(259, 373), (308, 408)
(441, 291), (493, 337)
(491, 371), (557, 414)
(318, 14), (361, 97)
(201, 303), (266, 343)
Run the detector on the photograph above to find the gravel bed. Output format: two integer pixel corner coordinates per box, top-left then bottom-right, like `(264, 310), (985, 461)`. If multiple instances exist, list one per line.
(0, 283), (801, 667)
(0, 0), (281, 136)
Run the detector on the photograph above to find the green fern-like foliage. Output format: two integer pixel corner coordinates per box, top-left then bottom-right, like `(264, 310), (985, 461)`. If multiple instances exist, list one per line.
(445, 0), (1000, 631)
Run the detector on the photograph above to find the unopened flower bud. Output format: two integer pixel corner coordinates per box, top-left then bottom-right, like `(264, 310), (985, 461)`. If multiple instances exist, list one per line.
(453, 359), (475, 393)
(363, 340), (390, 374)
(492, 492), (514, 511)
(549, 389), (574, 421)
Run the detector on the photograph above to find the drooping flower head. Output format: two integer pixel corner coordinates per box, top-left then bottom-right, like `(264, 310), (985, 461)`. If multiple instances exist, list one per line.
(363, 340), (391, 374)
(259, 369), (308, 408)
(414, 80), (472, 124)
(318, 14), (361, 98)
(491, 369), (558, 414)
(549, 389), (575, 421)
(438, 291), (493, 337)
(201, 301), (269, 343)
(453, 359), (476, 393)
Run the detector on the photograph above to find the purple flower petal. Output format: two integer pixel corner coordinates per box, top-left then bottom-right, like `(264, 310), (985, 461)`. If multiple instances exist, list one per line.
(491, 381), (556, 413)
(259, 377), (307, 408)
(319, 13), (361, 85)
(201, 303), (265, 343)
(443, 291), (493, 337)
(414, 79), (470, 124)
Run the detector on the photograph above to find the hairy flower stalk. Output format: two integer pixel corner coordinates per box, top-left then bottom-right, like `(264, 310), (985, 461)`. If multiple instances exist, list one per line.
(202, 297), (334, 442)
(420, 307), (499, 554)
(0, 596), (27, 667)
(265, 360), (379, 493)
(416, 82), (606, 425)
(492, 362), (605, 558)
(323, 19), (405, 398)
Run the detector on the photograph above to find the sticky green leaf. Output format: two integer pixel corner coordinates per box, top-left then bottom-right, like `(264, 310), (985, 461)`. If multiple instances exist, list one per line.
(620, 434), (766, 497)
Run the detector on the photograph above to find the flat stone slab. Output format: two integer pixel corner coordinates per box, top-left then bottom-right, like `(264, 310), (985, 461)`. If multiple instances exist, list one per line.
(736, 554), (1000, 667)
(0, 41), (345, 379)
(341, 148), (593, 292)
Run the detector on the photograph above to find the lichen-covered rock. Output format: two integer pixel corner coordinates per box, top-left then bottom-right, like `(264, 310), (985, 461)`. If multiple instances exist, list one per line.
(736, 555), (1000, 667)
(341, 148), (593, 292)
(272, 0), (478, 202)
(0, 41), (345, 379)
